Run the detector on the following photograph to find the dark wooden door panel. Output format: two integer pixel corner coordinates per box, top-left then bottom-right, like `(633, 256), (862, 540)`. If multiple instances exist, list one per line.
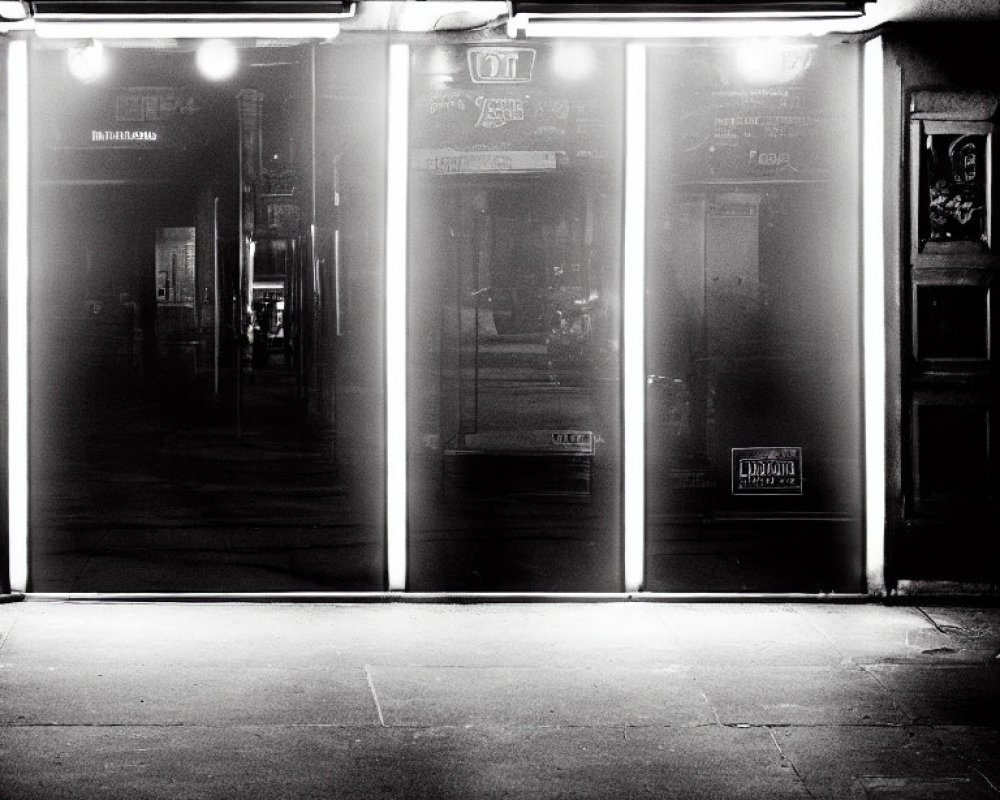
(910, 391), (995, 517)
(898, 93), (999, 585)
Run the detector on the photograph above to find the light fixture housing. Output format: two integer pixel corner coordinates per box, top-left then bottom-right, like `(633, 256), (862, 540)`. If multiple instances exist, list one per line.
(28, 1), (354, 18)
(507, 0), (877, 38)
(509, 1), (872, 15)
(28, 0), (349, 38)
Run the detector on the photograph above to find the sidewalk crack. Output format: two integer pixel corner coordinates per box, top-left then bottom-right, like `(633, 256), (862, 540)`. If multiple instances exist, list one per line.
(0, 614), (22, 654)
(767, 726), (817, 800)
(364, 665), (386, 728)
(698, 690), (723, 727)
(791, 607), (848, 661)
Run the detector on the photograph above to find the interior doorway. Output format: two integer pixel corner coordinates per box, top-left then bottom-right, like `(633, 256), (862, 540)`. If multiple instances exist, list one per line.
(406, 174), (623, 591)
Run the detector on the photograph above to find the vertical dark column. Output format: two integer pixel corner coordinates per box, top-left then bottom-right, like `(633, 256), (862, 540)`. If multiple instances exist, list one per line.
(885, 26), (1000, 588)
(236, 88), (263, 433)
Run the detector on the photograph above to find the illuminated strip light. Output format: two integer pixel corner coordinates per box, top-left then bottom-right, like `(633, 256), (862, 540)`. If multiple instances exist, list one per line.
(34, 21), (342, 38)
(7, 40), (28, 593)
(385, 43), (409, 592)
(28, 0), (356, 20)
(508, 14), (876, 38)
(862, 36), (885, 595)
(36, 13), (349, 20)
(622, 43), (646, 593)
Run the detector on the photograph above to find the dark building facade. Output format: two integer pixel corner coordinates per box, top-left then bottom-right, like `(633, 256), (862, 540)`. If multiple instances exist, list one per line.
(0, 1), (997, 597)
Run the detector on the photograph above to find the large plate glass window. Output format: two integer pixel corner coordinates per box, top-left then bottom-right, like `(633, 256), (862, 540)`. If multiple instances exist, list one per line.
(644, 40), (864, 592)
(28, 36), (387, 591)
(406, 43), (624, 591)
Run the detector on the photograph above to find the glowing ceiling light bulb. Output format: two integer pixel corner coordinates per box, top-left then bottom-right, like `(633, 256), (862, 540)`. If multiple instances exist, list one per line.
(67, 40), (107, 83)
(734, 40), (815, 84)
(196, 39), (238, 82)
(552, 41), (597, 81)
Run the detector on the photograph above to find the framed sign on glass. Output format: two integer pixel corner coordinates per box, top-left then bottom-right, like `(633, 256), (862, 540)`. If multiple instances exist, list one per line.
(911, 118), (995, 264)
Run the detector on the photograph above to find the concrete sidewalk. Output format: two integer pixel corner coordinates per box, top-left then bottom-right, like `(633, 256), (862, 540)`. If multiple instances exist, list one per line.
(0, 600), (998, 799)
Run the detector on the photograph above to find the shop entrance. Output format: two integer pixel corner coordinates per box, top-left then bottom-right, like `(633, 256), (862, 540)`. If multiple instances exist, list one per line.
(407, 175), (622, 591)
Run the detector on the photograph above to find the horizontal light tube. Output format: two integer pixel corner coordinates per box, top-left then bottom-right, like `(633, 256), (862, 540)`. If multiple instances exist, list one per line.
(35, 20), (341, 38)
(509, 16), (874, 38)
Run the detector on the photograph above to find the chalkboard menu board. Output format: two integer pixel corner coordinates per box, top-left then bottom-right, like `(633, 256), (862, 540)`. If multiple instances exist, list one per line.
(649, 47), (851, 182)
(677, 86), (825, 179)
(410, 44), (621, 174)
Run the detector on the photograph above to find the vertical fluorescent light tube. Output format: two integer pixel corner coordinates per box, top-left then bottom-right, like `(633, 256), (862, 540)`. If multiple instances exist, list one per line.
(7, 40), (29, 593)
(385, 43), (409, 591)
(623, 43), (646, 593)
(862, 36), (886, 595)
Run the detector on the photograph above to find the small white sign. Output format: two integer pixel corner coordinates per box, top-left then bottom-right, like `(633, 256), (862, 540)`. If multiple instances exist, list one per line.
(91, 130), (158, 143)
(413, 149), (557, 174)
(468, 47), (535, 84)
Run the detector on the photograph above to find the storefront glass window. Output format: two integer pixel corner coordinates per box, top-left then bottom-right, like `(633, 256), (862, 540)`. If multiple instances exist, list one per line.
(27, 37), (387, 591)
(406, 43), (624, 591)
(644, 41), (864, 592)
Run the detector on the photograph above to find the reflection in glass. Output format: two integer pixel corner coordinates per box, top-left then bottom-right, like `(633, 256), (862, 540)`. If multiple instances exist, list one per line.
(645, 42), (864, 593)
(406, 43), (623, 592)
(28, 40), (386, 592)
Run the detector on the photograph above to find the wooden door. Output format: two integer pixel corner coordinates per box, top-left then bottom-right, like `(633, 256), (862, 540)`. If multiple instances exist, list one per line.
(897, 93), (999, 585)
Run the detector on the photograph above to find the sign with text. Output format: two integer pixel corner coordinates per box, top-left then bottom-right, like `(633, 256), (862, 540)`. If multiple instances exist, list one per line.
(468, 47), (535, 84)
(731, 447), (803, 495)
(410, 44), (619, 170)
(53, 87), (202, 151)
(413, 149), (557, 174)
(463, 430), (594, 455)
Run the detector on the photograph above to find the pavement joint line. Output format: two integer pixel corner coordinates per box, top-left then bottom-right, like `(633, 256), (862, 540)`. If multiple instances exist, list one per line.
(859, 659), (996, 668)
(2, 722), (975, 732)
(698, 690), (724, 727)
(766, 726), (818, 800)
(0, 614), (21, 654)
(927, 725), (1000, 795)
(856, 662), (906, 719)
(972, 766), (1000, 795)
(791, 605), (848, 660)
(1, 722), (398, 729)
(364, 664), (386, 727)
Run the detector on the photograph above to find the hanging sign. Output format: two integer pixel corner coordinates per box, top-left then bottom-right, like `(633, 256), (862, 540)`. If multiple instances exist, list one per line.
(732, 447), (803, 495)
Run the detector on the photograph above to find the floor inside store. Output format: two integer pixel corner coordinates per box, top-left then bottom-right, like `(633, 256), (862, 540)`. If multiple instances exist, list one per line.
(29, 362), (385, 593)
